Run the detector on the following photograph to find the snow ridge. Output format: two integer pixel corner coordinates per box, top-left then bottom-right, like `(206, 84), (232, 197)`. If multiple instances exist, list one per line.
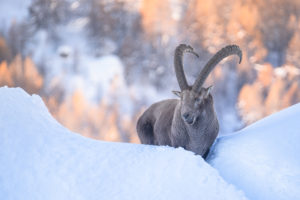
(0, 87), (246, 200)
(208, 102), (300, 200)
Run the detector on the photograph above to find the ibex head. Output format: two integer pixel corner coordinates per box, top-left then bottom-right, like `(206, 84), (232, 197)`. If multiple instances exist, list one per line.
(173, 44), (242, 126)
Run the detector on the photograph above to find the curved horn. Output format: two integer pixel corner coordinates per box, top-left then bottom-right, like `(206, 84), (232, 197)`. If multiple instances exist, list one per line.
(192, 45), (242, 92)
(174, 44), (199, 91)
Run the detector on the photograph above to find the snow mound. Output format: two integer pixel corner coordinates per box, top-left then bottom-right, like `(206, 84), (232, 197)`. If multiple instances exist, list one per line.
(0, 87), (246, 200)
(208, 103), (300, 200)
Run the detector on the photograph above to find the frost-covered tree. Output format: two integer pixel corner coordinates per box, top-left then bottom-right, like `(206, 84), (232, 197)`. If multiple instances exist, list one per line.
(6, 22), (31, 57)
(29, 0), (69, 30)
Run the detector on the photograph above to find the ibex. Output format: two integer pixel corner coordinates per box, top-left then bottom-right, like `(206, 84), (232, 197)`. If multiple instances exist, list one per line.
(137, 44), (242, 158)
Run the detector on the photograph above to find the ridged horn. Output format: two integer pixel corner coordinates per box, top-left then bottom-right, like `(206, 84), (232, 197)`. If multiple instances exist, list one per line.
(192, 45), (242, 92)
(174, 44), (199, 91)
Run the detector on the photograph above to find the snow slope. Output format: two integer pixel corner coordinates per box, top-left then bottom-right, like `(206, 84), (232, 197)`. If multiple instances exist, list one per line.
(0, 87), (246, 200)
(208, 103), (300, 200)
(1, 87), (300, 200)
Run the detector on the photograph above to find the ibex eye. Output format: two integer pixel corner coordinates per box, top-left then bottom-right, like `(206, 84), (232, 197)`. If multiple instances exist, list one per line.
(195, 97), (201, 103)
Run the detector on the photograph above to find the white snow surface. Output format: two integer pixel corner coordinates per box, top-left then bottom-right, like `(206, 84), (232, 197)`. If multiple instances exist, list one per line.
(208, 103), (300, 200)
(0, 87), (246, 200)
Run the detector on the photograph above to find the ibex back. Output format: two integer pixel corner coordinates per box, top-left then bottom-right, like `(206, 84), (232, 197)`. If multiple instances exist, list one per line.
(136, 44), (242, 158)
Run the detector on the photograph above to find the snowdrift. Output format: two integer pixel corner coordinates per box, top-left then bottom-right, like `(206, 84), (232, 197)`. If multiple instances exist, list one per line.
(0, 87), (299, 200)
(208, 102), (300, 200)
(0, 87), (246, 200)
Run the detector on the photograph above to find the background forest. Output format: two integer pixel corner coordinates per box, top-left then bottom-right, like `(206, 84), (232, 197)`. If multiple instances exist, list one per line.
(1, 0), (300, 143)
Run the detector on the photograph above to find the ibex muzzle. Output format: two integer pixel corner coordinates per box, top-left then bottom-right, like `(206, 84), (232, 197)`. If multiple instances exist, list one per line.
(175, 86), (213, 125)
(137, 44), (242, 158)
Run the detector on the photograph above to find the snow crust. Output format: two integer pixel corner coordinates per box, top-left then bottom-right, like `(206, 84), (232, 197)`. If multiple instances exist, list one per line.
(208, 103), (300, 200)
(0, 87), (246, 200)
(1, 87), (300, 200)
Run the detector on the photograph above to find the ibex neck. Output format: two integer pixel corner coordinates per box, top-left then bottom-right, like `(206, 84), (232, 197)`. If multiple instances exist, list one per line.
(171, 103), (189, 144)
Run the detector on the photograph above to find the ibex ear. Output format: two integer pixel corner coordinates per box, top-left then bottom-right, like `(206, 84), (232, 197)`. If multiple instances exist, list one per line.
(204, 85), (213, 98)
(172, 91), (181, 98)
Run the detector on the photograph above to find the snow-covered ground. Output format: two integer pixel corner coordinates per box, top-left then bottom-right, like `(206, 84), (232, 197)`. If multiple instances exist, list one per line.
(208, 102), (300, 200)
(1, 87), (300, 200)
(0, 87), (246, 200)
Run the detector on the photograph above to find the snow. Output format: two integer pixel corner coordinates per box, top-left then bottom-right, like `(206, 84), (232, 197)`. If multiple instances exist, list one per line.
(208, 103), (300, 200)
(0, 87), (246, 200)
(1, 86), (300, 200)
(1, 2), (300, 198)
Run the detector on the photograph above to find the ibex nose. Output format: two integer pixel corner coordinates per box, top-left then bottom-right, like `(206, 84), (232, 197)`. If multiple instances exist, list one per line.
(182, 113), (194, 124)
(182, 113), (190, 120)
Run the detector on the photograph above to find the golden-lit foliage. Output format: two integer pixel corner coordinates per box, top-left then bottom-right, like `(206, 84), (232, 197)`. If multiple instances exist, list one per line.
(140, 0), (176, 37)
(0, 61), (13, 86)
(0, 55), (43, 94)
(238, 64), (300, 124)
(230, 1), (259, 35)
(44, 88), (140, 143)
(238, 83), (265, 123)
(0, 36), (12, 62)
